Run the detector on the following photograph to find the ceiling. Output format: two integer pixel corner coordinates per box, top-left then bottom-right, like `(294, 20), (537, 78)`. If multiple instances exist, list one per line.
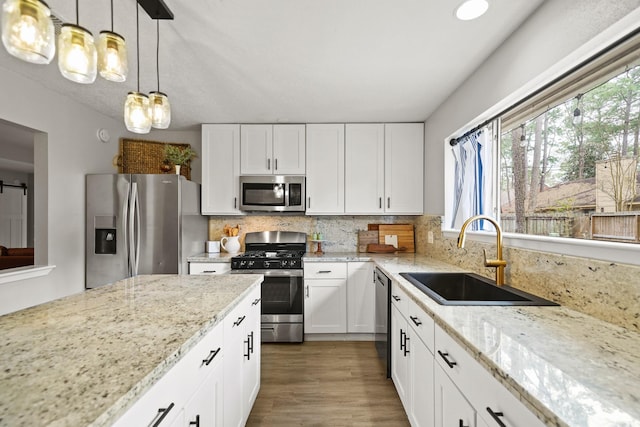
(0, 0), (544, 134)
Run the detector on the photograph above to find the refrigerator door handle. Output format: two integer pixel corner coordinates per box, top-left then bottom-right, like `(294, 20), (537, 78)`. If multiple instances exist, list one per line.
(131, 182), (141, 276)
(123, 181), (131, 277)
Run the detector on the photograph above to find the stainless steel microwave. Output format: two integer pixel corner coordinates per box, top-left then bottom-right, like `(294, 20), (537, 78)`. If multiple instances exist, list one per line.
(239, 175), (305, 212)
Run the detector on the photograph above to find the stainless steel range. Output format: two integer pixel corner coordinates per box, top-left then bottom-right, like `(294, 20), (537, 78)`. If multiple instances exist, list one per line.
(231, 231), (306, 343)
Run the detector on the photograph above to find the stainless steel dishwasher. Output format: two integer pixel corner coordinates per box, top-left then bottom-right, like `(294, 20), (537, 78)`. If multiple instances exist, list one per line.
(374, 267), (391, 378)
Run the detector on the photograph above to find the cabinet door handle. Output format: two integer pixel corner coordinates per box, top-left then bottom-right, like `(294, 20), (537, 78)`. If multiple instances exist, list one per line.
(202, 347), (221, 366)
(438, 350), (458, 369)
(267, 158), (271, 170)
(410, 315), (422, 326)
(305, 285), (309, 297)
(189, 415), (200, 427)
(387, 197), (390, 208)
(486, 407), (507, 427)
(403, 336), (410, 357)
(234, 197), (237, 209)
(275, 158), (278, 170)
(392, 295), (401, 302)
(234, 315), (246, 327)
(379, 197), (382, 209)
(150, 402), (175, 427)
(308, 197), (311, 208)
(252, 298), (261, 306)
(459, 420), (469, 427)
(399, 329), (406, 351)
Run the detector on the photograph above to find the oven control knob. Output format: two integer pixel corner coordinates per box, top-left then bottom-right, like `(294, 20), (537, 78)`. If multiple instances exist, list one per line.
(281, 260), (289, 268)
(248, 260), (255, 268)
(240, 260), (248, 268)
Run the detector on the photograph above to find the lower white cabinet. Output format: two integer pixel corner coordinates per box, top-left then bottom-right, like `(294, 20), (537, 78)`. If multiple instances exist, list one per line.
(224, 285), (261, 427)
(304, 262), (347, 333)
(113, 286), (260, 427)
(188, 262), (231, 275)
(390, 278), (545, 427)
(346, 261), (375, 333)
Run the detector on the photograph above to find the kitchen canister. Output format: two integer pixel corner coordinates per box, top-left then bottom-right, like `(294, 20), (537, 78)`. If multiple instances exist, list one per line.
(206, 241), (220, 253)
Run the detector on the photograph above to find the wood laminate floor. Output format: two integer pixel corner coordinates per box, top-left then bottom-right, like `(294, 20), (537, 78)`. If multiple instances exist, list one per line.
(247, 341), (410, 426)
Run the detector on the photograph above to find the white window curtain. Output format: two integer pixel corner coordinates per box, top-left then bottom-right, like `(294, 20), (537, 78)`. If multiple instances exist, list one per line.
(450, 126), (493, 230)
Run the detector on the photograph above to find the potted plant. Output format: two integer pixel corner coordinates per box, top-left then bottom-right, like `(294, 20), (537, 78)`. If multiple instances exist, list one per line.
(163, 144), (197, 175)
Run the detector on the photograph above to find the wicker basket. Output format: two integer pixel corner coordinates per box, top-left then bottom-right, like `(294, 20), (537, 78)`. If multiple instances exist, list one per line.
(117, 138), (192, 180)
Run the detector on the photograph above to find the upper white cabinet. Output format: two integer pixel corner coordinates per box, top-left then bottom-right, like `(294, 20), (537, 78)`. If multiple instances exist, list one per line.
(345, 124), (385, 213)
(201, 124), (242, 215)
(306, 124), (345, 215)
(344, 123), (424, 215)
(240, 124), (305, 175)
(384, 123), (424, 214)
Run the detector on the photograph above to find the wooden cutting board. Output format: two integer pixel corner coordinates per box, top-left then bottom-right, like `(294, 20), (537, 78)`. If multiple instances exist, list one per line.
(377, 224), (415, 253)
(358, 230), (379, 252)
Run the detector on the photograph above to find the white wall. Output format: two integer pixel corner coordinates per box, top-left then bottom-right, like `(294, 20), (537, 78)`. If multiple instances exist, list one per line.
(424, 0), (640, 215)
(0, 64), (200, 315)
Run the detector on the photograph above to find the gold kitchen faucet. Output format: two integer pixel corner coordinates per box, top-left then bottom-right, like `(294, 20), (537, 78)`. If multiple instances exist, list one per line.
(457, 215), (507, 286)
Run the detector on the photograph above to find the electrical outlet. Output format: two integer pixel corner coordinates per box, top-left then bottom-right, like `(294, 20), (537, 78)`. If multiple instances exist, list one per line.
(427, 231), (434, 244)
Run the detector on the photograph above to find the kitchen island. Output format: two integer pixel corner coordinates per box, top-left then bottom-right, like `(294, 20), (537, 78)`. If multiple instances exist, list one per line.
(0, 273), (262, 427)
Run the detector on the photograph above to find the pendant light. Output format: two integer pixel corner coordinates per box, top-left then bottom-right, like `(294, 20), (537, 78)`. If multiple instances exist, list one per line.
(149, 19), (170, 129)
(124, 2), (151, 134)
(57, 0), (97, 84)
(1, 0), (55, 64)
(97, 0), (127, 82)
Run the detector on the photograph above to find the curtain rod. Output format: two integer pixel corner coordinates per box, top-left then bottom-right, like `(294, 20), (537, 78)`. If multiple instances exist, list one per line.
(0, 181), (28, 195)
(449, 117), (494, 147)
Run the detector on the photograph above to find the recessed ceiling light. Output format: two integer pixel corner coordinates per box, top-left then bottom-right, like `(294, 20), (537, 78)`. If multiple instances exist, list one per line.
(456, 0), (489, 21)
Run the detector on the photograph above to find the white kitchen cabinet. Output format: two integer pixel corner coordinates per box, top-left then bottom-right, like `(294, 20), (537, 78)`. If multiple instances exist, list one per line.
(344, 123), (424, 214)
(345, 123), (385, 213)
(410, 335), (435, 427)
(224, 285), (261, 427)
(113, 322), (224, 427)
(391, 304), (411, 411)
(201, 124), (242, 215)
(240, 124), (305, 175)
(384, 123), (424, 214)
(304, 262), (347, 333)
(347, 261), (375, 333)
(305, 124), (345, 214)
(435, 324), (544, 427)
(188, 262), (231, 275)
(434, 363), (476, 427)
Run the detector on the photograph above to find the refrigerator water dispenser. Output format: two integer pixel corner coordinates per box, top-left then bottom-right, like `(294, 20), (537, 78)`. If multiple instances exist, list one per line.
(95, 229), (117, 254)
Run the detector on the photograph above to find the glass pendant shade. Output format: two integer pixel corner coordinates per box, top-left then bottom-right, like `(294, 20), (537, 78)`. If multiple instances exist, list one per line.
(149, 91), (171, 129)
(97, 31), (127, 82)
(1, 0), (55, 64)
(58, 24), (97, 84)
(124, 91), (151, 134)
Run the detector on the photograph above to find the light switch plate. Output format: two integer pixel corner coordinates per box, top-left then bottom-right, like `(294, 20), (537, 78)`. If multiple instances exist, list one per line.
(384, 234), (398, 248)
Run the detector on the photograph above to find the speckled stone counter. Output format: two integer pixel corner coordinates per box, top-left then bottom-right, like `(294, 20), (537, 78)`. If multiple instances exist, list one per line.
(187, 252), (234, 262)
(307, 253), (640, 427)
(0, 274), (262, 427)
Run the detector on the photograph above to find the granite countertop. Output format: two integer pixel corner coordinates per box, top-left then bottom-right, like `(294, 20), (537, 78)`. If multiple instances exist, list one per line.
(368, 255), (640, 427)
(187, 252), (235, 262)
(0, 274), (263, 427)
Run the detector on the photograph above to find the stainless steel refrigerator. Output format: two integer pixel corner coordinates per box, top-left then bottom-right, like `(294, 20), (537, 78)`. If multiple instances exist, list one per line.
(86, 174), (207, 289)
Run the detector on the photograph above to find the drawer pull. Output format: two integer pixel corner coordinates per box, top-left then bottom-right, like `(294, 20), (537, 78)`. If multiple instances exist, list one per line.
(202, 270), (217, 273)
(202, 347), (221, 366)
(486, 407), (506, 427)
(150, 402), (175, 427)
(252, 298), (261, 306)
(438, 350), (457, 368)
(234, 315), (246, 327)
(458, 420), (469, 427)
(392, 295), (401, 302)
(410, 315), (422, 326)
(318, 270), (332, 273)
(189, 415), (200, 427)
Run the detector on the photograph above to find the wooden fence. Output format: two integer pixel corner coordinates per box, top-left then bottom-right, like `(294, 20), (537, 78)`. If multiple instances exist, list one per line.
(591, 212), (640, 243)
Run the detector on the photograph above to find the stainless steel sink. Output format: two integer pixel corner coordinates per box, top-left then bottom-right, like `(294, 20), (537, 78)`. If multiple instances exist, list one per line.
(399, 272), (559, 306)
